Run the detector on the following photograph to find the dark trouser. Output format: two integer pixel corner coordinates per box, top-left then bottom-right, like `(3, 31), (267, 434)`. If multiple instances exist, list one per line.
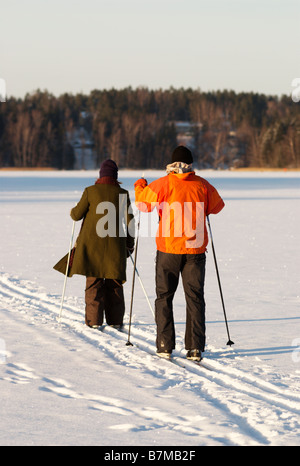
(155, 251), (206, 352)
(85, 277), (125, 327)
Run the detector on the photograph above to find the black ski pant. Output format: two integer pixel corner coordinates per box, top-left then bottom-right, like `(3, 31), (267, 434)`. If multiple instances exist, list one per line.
(85, 277), (125, 327)
(155, 251), (206, 352)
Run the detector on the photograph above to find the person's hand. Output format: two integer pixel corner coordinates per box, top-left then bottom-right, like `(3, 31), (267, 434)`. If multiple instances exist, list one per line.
(127, 247), (134, 258)
(134, 178), (148, 189)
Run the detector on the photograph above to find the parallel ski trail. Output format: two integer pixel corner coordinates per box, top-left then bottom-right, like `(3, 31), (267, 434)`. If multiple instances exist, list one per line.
(1, 273), (300, 445)
(1, 272), (299, 405)
(112, 326), (300, 411)
(113, 323), (300, 411)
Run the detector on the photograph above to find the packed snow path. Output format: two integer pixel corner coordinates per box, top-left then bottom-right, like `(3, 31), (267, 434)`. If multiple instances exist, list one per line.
(1, 273), (300, 446)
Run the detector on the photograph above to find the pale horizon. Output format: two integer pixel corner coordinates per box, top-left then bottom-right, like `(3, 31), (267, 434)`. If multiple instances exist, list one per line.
(1, 0), (299, 100)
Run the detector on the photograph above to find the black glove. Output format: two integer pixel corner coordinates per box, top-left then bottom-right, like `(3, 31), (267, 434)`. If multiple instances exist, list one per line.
(127, 247), (134, 258)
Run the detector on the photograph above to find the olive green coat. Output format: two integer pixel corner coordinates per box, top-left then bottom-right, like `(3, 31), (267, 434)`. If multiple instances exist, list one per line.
(53, 183), (135, 283)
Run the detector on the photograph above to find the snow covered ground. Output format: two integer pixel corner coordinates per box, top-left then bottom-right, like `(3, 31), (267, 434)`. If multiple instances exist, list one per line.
(0, 169), (300, 446)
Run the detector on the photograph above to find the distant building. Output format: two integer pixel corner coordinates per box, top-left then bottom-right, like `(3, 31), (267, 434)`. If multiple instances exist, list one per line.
(172, 121), (203, 149)
(67, 127), (95, 170)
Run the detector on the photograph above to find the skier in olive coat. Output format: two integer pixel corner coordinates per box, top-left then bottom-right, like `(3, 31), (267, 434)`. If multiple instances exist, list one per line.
(54, 159), (135, 328)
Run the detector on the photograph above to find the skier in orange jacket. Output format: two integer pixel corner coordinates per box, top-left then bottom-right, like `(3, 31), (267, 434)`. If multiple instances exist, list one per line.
(134, 146), (225, 361)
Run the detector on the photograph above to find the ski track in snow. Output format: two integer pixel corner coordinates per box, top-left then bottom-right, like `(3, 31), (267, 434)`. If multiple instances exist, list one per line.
(1, 272), (300, 446)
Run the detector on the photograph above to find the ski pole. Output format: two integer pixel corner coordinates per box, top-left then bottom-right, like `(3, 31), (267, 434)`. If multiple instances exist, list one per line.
(58, 220), (76, 323)
(207, 215), (234, 346)
(126, 209), (141, 346)
(129, 251), (155, 318)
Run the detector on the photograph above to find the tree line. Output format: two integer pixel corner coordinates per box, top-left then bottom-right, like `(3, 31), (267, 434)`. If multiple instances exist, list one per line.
(0, 87), (299, 169)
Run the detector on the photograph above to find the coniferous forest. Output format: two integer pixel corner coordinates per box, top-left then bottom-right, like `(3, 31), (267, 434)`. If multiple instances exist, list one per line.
(0, 87), (299, 170)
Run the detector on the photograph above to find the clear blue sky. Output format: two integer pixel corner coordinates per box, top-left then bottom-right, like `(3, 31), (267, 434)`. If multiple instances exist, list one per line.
(0, 0), (299, 98)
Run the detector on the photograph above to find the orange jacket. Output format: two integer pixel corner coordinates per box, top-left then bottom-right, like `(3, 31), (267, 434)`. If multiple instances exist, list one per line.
(135, 172), (224, 254)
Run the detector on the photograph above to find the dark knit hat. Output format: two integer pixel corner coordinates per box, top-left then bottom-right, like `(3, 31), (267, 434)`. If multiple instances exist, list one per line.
(100, 159), (118, 179)
(171, 146), (193, 164)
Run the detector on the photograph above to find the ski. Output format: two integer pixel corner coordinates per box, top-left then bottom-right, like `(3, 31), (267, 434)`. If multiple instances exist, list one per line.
(156, 353), (213, 371)
(97, 323), (213, 371)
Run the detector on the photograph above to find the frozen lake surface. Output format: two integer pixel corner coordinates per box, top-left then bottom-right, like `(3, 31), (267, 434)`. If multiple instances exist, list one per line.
(0, 169), (300, 446)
